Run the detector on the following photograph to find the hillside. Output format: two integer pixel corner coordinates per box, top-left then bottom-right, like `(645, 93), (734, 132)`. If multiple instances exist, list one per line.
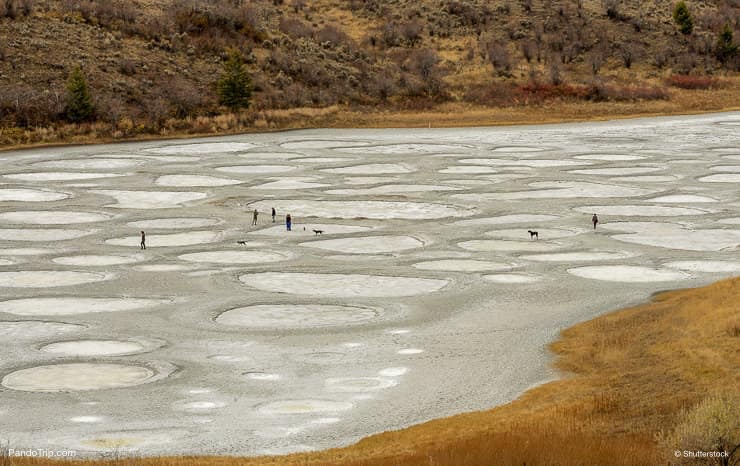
(0, 0), (738, 145)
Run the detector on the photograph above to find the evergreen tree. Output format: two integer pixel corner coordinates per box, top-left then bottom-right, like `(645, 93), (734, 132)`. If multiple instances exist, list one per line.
(64, 66), (94, 123)
(673, 1), (693, 35)
(217, 51), (252, 112)
(716, 24), (737, 64)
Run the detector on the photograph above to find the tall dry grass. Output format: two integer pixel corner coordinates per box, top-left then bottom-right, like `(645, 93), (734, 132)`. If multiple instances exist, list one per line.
(5, 278), (739, 466)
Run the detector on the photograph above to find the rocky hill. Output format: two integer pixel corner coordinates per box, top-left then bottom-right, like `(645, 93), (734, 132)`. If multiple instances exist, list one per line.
(0, 0), (738, 145)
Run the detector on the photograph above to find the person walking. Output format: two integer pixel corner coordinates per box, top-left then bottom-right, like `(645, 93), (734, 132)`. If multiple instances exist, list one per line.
(271, 207), (276, 223)
(252, 209), (259, 226)
(592, 213), (599, 230)
(140, 231), (146, 250)
(286, 214), (292, 231)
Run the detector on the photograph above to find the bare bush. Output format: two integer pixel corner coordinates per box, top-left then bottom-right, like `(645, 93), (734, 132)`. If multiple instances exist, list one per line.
(278, 17), (313, 39)
(316, 25), (351, 47)
(166, 77), (207, 118)
(408, 48), (445, 96)
(401, 19), (423, 46)
(485, 40), (512, 77)
(1, 0), (34, 19)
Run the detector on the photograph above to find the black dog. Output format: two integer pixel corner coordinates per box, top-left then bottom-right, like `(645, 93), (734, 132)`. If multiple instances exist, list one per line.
(528, 230), (539, 240)
(313, 229), (324, 236)
(237, 240), (247, 245)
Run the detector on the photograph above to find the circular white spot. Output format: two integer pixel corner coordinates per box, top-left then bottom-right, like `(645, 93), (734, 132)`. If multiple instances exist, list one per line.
(0, 297), (167, 316)
(648, 194), (717, 203)
(458, 240), (560, 252)
(453, 214), (559, 227)
(244, 372), (281, 381)
(663, 261), (740, 273)
(52, 255), (141, 266)
(300, 236), (424, 254)
(322, 164), (414, 175)
(258, 400), (353, 414)
(483, 274), (541, 284)
(215, 165), (297, 174)
(133, 264), (194, 272)
(4, 172), (123, 181)
(573, 154), (645, 161)
(0, 188), (69, 202)
(0, 211), (111, 225)
(92, 190), (207, 209)
(216, 304), (380, 329)
(325, 377), (397, 392)
(569, 167), (663, 176)
(0, 248), (58, 256)
(174, 400), (226, 412)
(439, 166), (498, 174)
(520, 251), (632, 262)
(239, 272), (448, 298)
(326, 185), (460, 195)
(412, 259), (511, 272)
(699, 174), (740, 183)
(610, 175), (681, 182)
(0, 228), (96, 242)
(378, 367), (408, 377)
(567, 265), (690, 282)
(2, 363), (156, 392)
(127, 218), (220, 229)
(0, 271), (112, 288)
(40, 340), (146, 356)
(178, 250), (288, 264)
(0, 321), (84, 340)
(70, 416), (104, 423)
(146, 142), (258, 154)
(32, 158), (140, 169)
(155, 175), (242, 187)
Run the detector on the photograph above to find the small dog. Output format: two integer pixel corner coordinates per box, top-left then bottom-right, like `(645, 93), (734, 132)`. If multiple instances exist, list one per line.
(312, 229), (324, 236)
(237, 240), (247, 245)
(528, 230), (539, 240)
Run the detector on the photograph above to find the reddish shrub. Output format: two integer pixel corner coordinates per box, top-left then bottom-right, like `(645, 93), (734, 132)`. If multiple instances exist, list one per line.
(665, 74), (719, 89)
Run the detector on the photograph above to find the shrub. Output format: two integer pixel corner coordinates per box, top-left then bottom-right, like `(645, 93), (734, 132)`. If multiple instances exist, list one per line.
(485, 40), (512, 77)
(666, 74), (718, 89)
(0, 0), (33, 19)
(659, 395), (739, 465)
(716, 24), (738, 64)
(217, 50), (252, 111)
(64, 66), (95, 123)
(673, 1), (694, 35)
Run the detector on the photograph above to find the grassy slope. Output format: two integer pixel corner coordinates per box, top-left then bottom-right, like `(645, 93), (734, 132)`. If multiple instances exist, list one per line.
(8, 278), (739, 466)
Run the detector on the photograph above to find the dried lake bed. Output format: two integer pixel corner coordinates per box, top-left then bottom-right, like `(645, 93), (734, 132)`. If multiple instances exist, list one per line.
(0, 112), (739, 456)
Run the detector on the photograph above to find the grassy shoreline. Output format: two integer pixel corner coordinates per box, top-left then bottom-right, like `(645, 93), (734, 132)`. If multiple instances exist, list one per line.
(1, 83), (739, 152)
(6, 277), (739, 466)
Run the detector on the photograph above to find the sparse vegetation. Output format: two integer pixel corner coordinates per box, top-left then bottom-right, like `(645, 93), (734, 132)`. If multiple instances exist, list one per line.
(0, 0), (739, 146)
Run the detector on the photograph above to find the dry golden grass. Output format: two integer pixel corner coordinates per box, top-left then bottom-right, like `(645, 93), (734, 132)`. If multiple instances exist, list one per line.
(6, 277), (739, 466)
